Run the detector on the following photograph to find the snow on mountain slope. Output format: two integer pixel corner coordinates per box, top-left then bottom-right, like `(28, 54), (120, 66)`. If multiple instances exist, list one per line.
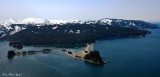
(0, 17), (156, 27)
(98, 18), (112, 25)
(2, 18), (20, 27)
(49, 19), (83, 25)
(49, 20), (71, 24)
(1, 17), (83, 25)
(9, 25), (26, 35)
(84, 20), (96, 24)
(21, 17), (45, 24)
(0, 17), (157, 39)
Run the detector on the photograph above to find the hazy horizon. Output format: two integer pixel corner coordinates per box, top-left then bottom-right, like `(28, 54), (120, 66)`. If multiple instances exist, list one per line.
(0, 0), (160, 22)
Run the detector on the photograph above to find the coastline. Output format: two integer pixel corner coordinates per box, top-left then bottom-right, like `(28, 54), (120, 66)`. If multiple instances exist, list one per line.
(7, 43), (106, 65)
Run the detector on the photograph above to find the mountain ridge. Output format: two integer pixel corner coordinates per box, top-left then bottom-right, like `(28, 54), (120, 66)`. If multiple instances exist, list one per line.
(0, 18), (158, 46)
(0, 17), (158, 27)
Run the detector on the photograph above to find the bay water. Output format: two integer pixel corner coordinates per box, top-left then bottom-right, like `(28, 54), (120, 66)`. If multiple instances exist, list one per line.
(0, 28), (160, 77)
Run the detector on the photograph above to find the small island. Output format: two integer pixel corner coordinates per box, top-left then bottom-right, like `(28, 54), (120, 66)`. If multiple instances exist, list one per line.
(62, 43), (105, 64)
(7, 42), (106, 64)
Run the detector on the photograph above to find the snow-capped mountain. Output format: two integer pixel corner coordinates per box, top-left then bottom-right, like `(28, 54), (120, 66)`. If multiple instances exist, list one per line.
(21, 17), (44, 24)
(5, 23), (151, 46)
(97, 18), (158, 29)
(0, 17), (83, 26)
(1, 18), (21, 27)
(0, 17), (157, 27)
(0, 18), (158, 39)
(97, 18), (112, 25)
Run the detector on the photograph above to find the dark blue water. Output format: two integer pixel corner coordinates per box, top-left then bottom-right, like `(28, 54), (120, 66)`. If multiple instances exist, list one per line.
(0, 28), (160, 77)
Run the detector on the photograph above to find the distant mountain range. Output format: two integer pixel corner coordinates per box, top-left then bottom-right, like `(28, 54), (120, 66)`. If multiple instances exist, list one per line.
(0, 17), (158, 27)
(0, 18), (158, 46)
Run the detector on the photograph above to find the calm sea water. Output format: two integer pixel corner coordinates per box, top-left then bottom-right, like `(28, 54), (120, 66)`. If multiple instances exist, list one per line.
(0, 28), (160, 77)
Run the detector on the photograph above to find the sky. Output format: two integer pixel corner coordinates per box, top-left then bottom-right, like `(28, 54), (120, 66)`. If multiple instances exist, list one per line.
(0, 0), (160, 22)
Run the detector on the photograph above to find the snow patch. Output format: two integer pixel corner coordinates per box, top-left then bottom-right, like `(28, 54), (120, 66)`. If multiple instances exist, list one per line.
(106, 27), (109, 29)
(0, 31), (4, 33)
(129, 22), (132, 25)
(75, 30), (80, 34)
(0, 33), (7, 38)
(69, 30), (74, 33)
(64, 30), (67, 32)
(36, 24), (43, 26)
(10, 26), (24, 35)
(99, 18), (112, 25)
(5, 26), (13, 30)
(52, 26), (58, 29)
(35, 32), (39, 34)
(132, 23), (136, 26)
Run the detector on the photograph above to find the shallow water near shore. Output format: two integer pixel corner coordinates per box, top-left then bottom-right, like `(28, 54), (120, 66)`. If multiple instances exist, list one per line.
(0, 28), (160, 77)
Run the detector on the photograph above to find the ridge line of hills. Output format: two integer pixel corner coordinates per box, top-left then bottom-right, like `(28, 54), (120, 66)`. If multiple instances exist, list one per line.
(0, 18), (158, 47)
